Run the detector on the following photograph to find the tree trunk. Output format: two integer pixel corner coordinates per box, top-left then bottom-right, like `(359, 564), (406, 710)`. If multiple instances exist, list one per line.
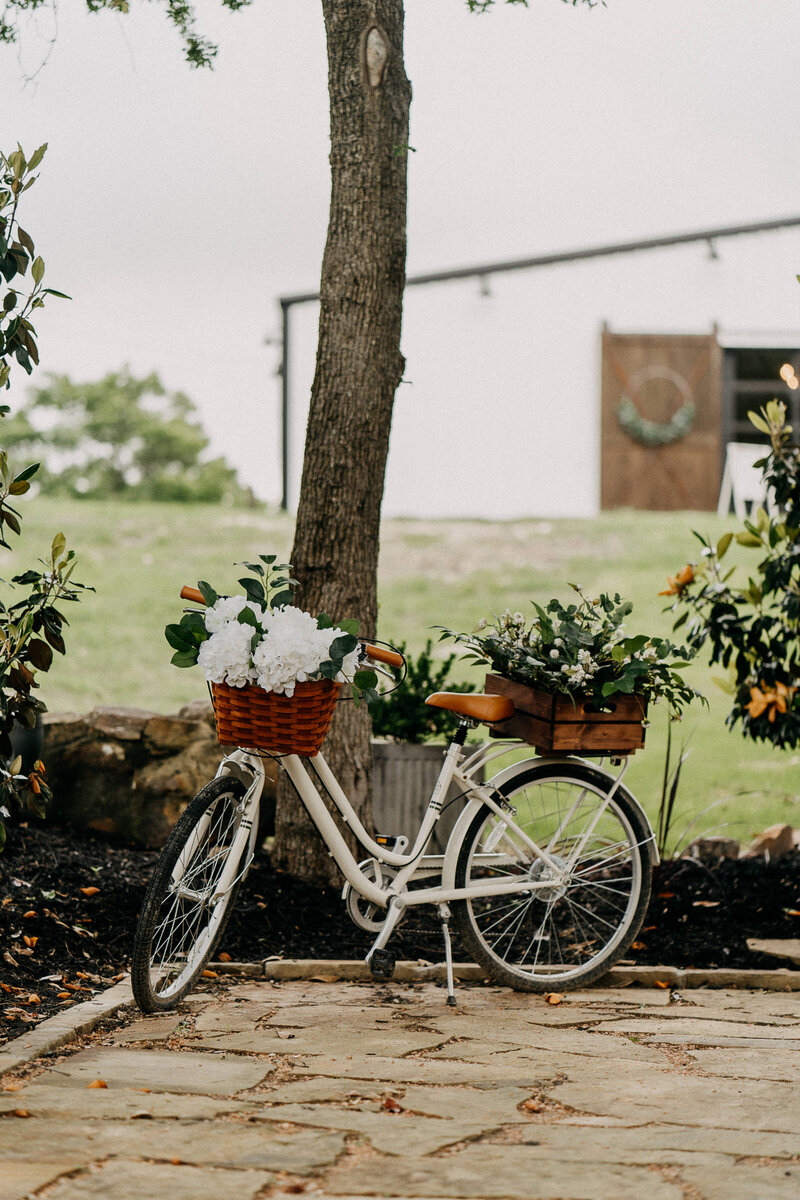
(271, 0), (411, 885)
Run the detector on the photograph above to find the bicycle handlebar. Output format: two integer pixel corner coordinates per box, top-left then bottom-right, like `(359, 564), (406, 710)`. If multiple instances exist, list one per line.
(363, 643), (404, 669)
(179, 586), (404, 671)
(180, 585), (206, 605)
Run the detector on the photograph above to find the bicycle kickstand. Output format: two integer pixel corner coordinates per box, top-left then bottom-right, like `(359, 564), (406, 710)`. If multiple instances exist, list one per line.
(438, 903), (457, 1007)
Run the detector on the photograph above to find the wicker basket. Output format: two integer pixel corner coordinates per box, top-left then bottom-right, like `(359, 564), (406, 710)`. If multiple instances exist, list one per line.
(211, 678), (341, 756)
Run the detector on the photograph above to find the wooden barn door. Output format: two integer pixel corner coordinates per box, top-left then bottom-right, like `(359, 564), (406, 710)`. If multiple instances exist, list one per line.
(601, 329), (722, 510)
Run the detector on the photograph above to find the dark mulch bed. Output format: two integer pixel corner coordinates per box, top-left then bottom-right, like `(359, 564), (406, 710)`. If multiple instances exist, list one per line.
(2, 821), (800, 1047)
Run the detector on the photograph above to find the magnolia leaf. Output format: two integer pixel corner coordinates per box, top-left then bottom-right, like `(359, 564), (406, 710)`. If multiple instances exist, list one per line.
(197, 580), (217, 606)
(238, 577), (265, 606)
(747, 410), (770, 434)
(716, 532), (733, 559)
(171, 649), (198, 668)
(165, 623), (196, 651)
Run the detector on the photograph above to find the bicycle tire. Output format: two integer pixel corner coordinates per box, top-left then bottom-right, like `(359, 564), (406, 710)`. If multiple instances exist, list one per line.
(451, 760), (653, 992)
(132, 775), (250, 1012)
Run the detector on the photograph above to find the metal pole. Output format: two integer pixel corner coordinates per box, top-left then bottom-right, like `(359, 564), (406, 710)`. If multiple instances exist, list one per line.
(280, 299), (290, 512)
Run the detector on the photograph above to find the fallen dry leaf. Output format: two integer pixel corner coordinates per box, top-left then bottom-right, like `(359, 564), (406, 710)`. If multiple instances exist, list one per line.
(12, 1108), (30, 1118)
(0, 982), (14, 993)
(22, 911), (37, 919)
(23, 935), (38, 949)
(56, 992), (70, 1000)
(522, 1098), (543, 1112)
(543, 992), (564, 1005)
(382, 1096), (403, 1114)
(308, 974), (340, 983)
(79, 887), (100, 897)
(692, 900), (720, 908)
(654, 980), (671, 989)
(25, 994), (41, 1005)
(201, 969), (217, 979)
(1, 1081), (23, 1092)
(86, 1080), (108, 1089)
(631, 941), (646, 950)
(217, 951), (232, 962)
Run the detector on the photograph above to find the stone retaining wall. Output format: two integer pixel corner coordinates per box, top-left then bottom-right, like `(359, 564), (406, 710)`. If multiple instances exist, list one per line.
(41, 702), (276, 848)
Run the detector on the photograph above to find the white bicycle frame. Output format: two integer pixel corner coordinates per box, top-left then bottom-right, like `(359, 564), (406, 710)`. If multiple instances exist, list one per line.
(208, 735), (656, 933)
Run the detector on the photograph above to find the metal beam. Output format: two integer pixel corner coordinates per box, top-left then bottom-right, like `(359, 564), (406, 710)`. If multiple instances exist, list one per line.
(277, 214), (800, 508)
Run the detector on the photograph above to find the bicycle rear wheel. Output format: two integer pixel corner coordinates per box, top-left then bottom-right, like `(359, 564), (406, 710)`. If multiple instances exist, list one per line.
(452, 761), (652, 992)
(132, 775), (250, 1012)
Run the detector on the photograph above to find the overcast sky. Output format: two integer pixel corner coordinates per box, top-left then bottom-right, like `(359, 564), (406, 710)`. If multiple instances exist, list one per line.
(2, 0), (799, 513)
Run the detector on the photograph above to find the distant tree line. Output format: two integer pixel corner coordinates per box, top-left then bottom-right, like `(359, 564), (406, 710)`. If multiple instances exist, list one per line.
(2, 369), (256, 504)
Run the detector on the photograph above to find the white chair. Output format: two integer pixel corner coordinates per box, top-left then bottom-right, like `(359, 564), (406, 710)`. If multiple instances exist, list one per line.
(717, 442), (769, 520)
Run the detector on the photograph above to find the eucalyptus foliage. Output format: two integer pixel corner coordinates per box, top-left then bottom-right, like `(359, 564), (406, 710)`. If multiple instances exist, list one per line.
(667, 400), (800, 748)
(439, 586), (699, 716)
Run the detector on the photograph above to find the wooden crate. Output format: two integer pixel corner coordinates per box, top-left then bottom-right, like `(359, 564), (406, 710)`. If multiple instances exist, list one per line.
(485, 674), (647, 755)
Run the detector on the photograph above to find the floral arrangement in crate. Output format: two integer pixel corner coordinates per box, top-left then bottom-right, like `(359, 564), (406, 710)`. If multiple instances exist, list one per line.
(662, 400), (800, 748)
(166, 556), (379, 706)
(438, 586), (699, 716)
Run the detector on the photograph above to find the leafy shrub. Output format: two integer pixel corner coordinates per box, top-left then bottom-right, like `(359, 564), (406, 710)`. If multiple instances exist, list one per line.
(665, 400), (800, 748)
(0, 144), (89, 849)
(370, 640), (476, 744)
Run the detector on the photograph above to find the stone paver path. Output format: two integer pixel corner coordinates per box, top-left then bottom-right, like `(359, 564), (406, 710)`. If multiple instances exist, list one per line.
(2, 979), (800, 1199)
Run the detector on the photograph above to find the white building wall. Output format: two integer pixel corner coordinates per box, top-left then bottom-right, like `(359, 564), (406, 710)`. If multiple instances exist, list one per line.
(285, 228), (800, 519)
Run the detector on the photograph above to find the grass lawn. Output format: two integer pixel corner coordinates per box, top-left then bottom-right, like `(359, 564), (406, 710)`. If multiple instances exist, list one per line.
(3, 498), (797, 853)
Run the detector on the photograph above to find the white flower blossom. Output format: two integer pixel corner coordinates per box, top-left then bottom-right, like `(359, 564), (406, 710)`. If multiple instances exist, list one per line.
(198, 621), (256, 688)
(204, 595), (264, 634)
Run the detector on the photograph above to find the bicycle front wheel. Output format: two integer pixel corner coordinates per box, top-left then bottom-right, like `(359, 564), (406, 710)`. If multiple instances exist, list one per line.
(132, 775), (250, 1012)
(452, 761), (653, 992)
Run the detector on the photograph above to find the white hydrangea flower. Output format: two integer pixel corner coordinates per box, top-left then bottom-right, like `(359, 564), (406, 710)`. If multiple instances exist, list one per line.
(204, 594), (265, 634)
(198, 621), (255, 687)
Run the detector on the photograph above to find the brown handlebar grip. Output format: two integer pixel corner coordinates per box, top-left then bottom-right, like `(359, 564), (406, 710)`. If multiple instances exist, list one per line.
(180, 586), (206, 605)
(364, 643), (404, 669)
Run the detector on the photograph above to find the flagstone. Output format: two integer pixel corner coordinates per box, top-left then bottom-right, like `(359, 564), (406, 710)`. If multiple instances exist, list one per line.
(283, 1051), (563, 1088)
(40, 1046), (271, 1094)
(111, 1014), (191, 1044)
(42, 1160), (273, 1200)
(324, 1149), (684, 1199)
(0, 1161), (80, 1200)
(592, 1016), (800, 1039)
(2, 1118), (344, 1173)
(681, 1160), (800, 1200)
(688, 1046), (800, 1081)
(553, 1066), (800, 1132)
(423, 1030), (665, 1064)
(0, 1082), (255, 1121)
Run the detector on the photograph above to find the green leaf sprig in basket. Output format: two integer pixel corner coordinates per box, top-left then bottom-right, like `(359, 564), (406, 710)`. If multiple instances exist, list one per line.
(438, 585), (701, 717)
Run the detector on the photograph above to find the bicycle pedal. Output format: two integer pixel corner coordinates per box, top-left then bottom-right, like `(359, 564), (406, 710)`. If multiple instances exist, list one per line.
(368, 948), (396, 980)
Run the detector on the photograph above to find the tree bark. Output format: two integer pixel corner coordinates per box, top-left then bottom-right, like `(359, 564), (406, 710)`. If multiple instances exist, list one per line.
(271, 0), (411, 885)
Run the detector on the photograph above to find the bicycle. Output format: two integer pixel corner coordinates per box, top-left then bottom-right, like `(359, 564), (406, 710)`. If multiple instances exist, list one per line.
(132, 588), (657, 1012)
